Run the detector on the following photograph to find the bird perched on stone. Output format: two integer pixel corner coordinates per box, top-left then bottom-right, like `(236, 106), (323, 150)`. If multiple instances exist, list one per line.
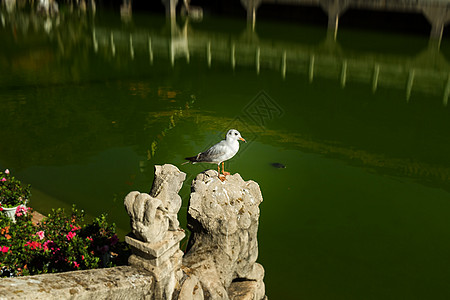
(184, 129), (246, 181)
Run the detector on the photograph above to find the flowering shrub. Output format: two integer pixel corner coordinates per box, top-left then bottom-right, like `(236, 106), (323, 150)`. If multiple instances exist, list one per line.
(0, 169), (31, 209)
(0, 205), (129, 277)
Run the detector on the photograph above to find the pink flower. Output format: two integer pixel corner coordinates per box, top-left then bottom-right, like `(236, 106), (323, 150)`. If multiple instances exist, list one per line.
(4, 169), (9, 174)
(43, 240), (53, 251)
(15, 205), (27, 217)
(1, 246), (9, 253)
(73, 261), (80, 268)
(24, 241), (41, 250)
(1, 178), (5, 182)
(69, 224), (81, 231)
(36, 231), (45, 240)
(66, 231), (76, 241)
(86, 236), (93, 242)
(81, 255), (85, 261)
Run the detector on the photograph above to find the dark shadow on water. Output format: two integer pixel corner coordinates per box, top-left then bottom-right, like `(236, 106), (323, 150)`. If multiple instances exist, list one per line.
(340, 9), (431, 36)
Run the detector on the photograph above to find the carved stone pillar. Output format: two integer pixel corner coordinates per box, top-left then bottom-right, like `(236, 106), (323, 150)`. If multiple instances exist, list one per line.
(180, 170), (266, 299)
(124, 164), (186, 300)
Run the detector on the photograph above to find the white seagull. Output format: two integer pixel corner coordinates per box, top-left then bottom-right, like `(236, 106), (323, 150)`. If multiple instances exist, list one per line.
(184, 129), (246, 181)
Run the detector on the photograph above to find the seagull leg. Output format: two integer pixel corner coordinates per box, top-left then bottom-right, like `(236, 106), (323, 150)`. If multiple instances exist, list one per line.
(221, 162), (230, 176)
(218, 164), (226, 181)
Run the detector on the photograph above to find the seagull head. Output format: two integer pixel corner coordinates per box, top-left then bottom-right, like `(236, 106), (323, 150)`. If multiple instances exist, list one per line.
(226, 129), (246, 143)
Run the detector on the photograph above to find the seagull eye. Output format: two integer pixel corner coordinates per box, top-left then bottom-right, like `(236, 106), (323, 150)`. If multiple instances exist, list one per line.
(234, 132), (238, 135)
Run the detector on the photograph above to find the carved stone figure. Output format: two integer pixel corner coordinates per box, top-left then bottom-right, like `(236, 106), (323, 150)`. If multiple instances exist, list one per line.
(180, 170), (266, 300)
(124, 165), (265, 299)
(124, 164), (186, 300)
(124, 164), (185, 243)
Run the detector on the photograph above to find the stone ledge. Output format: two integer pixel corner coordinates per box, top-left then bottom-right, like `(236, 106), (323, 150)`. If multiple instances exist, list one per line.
(129, 249), (184, 281)
(0, 266), (154, 300)
(125, 230), (185, 258)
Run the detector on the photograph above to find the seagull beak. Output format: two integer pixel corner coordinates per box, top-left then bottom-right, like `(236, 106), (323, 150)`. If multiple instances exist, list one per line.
(239, 137), (246, 143)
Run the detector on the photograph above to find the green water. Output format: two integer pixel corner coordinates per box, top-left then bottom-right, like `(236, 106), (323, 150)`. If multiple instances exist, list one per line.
(2, 7), (450, 299)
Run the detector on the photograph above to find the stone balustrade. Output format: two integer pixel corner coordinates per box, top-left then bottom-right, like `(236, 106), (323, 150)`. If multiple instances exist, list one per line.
(0, 164), (266, 299)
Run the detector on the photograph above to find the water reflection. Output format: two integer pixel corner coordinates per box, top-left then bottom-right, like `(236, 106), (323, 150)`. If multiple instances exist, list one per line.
(3, 4), (449, 104)
(2, 4), (450, 184)
(120, 0), (131, 23)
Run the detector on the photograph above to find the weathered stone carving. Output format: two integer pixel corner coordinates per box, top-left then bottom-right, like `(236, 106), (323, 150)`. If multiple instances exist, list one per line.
(124, 164), (185, 243)
(180, 170), (266, 300)
(124, 164), (186, 300)
(124, 191), (169, 243)
(124, 165), (266, 300)
(150, 164), (185, 231)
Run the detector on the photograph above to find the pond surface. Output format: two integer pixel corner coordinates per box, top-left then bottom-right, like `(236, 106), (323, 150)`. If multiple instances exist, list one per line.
(2, 6), (450, 299)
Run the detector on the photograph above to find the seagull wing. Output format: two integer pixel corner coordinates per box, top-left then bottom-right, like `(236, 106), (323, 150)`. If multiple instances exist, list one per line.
(196, 140), (228, 163)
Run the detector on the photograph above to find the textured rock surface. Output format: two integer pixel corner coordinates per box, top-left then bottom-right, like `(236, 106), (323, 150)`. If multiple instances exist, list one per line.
(181, 170), (266, 299)
(150, 164), (185, 231)
(0, 266), (154, 300)
(124, 164), (186, 300)
(124, 164), (186, 243)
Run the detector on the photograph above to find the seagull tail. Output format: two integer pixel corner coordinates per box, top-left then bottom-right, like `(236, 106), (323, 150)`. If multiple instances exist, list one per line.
(184, 156), (198, 164)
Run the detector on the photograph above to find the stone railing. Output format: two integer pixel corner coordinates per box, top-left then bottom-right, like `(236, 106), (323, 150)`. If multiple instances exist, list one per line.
(0, 266), (155, 299)
(0, 164), (266, 300)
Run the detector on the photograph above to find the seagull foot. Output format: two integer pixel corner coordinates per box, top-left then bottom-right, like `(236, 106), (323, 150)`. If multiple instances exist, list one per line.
(219, 174), (227, 182)
(222, 171), (230, 176)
